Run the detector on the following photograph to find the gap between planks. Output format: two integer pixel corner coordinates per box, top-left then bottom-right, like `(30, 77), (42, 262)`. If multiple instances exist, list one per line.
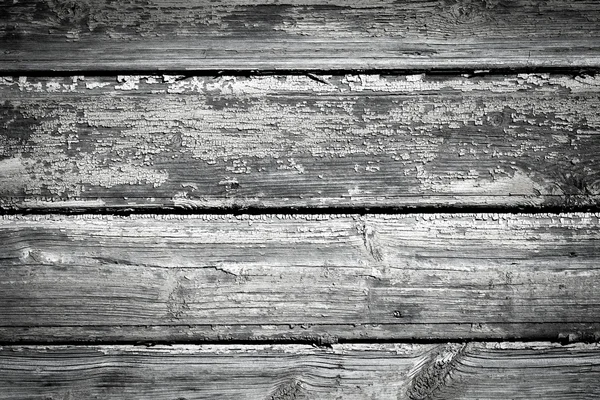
(1, 67), (599, 77)
(1, 205), (599, 216)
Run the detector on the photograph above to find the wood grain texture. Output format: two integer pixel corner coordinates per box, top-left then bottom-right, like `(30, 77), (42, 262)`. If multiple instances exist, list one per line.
(2, 0), (600, 71)
(1, 73), (599, 210)
(0, 343), (599, 399)
(1, 213), (599, 342)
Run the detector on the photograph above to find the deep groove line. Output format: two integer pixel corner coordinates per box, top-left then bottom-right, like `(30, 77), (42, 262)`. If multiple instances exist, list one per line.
(0, 204), (598, 217)
(0, 67), (598, 78)
(0, 336), (593, 347)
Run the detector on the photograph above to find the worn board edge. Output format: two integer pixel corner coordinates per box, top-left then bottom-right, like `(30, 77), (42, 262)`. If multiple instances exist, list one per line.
(2, 323), (599, 345)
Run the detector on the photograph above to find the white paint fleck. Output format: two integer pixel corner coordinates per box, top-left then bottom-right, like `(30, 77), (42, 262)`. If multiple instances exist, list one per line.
(115, 75), (140, 91)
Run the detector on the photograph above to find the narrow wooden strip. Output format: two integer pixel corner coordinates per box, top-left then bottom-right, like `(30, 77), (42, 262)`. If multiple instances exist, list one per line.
(1, 213), (599, 342)
(1, 73), (599, 210)
(2, 323), (599, 345)
(0, 343), (598, 399)
(2, 1), (600, 71)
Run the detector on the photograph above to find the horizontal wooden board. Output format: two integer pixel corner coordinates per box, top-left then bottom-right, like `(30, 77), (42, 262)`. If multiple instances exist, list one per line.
(1, 73), (599, 210)
(1, 213), (599, 342)
(2, 1), (600, 71)
(0, 343), (599, 399)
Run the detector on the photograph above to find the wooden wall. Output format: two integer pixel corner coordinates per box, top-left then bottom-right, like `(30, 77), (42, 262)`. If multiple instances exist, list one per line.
(1, 1), (599, 398)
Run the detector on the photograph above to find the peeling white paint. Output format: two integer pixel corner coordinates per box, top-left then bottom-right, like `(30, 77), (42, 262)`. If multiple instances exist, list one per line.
(1, 74), (598, 207)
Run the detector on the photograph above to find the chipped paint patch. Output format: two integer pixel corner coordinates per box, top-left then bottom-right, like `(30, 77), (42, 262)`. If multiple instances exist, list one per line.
(115, 75), (140, 91)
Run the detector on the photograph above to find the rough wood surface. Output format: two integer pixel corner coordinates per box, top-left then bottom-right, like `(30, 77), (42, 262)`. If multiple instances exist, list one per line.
(0, 343), (599, 399)
(1, 73), (599, 210)
(2, 213), (599, 342)
(2, 1), (600, 71)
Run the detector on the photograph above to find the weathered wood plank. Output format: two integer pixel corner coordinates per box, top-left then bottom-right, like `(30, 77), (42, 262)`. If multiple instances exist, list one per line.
(1, 73), (599, 210)
(0, 343), (599, 399)
(1, 213), (599, 342)
(2, 1), (600, 71)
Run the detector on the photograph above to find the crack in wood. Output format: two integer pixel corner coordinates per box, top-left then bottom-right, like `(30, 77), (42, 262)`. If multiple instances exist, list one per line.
(406, 343), (467, 400)
(357, 217), (384, 263)
(268, 379), (308, 400)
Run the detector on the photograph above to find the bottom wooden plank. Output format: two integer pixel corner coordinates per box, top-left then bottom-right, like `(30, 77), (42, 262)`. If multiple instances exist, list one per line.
(0, 343), (598, 400)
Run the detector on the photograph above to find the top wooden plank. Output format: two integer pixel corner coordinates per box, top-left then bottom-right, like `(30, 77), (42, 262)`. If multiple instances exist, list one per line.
(2, 0), (600, 71)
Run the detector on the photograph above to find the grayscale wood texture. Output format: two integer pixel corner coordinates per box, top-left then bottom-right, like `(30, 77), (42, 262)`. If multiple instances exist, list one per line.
(2, 0), (600, 71)
(2, 213), (599, 342)
(1, 73), (599, 210)
(1, 343), (599, 400)
(3, 1), (600, 397)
